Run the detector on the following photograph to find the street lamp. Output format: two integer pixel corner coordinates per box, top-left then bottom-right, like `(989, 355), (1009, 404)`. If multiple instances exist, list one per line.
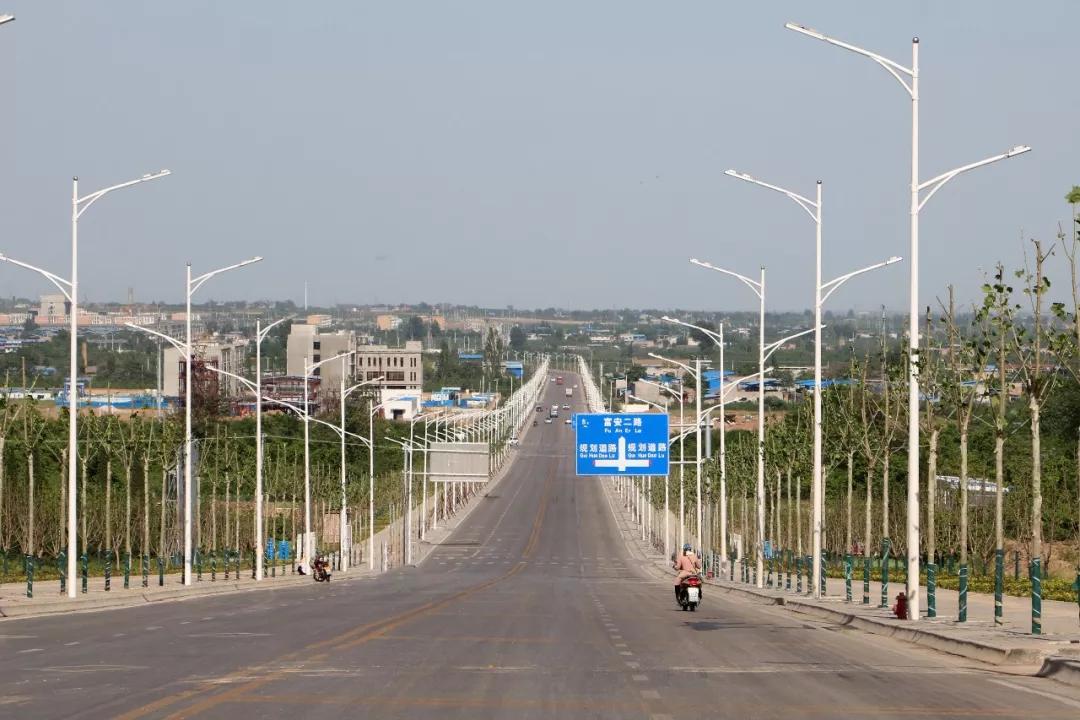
(369, 399), (387, 569)
(0, 14), (14, 25)
(661, 317), (728, 573)
(786, 21), (1031, 619)
(635, 379), (684, 557)
(717, 169), (900, 596)
(131, 315), (288, 582)
(300, 350), (355, 572)
(339, 372), (384, 573)
(645, 354), (706, 555)
(2, 168), (169, 598)
(688, 258), (815, 586)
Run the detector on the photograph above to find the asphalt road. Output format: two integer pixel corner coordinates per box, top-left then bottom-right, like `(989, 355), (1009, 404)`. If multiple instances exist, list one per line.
(3, 373), (1080, 719)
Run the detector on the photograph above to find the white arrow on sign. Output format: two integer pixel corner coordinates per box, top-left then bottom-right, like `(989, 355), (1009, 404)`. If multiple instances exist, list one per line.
(594, 436), (650, 473)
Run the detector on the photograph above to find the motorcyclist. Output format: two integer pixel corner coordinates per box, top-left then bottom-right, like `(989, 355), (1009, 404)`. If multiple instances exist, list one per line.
(673, 543), (701, 601)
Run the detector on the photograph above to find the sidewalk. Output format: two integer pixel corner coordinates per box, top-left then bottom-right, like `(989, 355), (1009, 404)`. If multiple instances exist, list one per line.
(0, 564), (333, 619)
(0, 410), (538, 621)
(601, 478), (1080, 687)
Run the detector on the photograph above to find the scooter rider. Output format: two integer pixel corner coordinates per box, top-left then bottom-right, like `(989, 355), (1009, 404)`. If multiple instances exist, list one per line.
(673, 543), (701, 601)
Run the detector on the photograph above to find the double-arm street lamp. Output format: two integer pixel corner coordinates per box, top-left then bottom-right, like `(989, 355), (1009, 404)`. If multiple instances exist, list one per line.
(718, 170), (899, 595)
(689, 258), (817, 587)
(129, 314), (287, 581)
(646, 353), (707, 555)
(786, 21), (1030, 619)
(300, 351), (355, 571)
(338, 373), (384, 573)
(2, 169), (170, 597)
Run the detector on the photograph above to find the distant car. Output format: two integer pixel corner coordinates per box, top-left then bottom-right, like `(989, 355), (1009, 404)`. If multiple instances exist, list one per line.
(544, 418), (552, 424)
(564, 418), (571, 425)
(536, 405), (543, 412)
(508, 436), (519, 446)
(562, 404), (570, 410)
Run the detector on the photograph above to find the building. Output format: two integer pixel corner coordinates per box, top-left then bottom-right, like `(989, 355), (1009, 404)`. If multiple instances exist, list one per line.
(286, 325), (356, 389)
(163, 339), (248, 399)
(356, 340), (423, 401)
(38, 294), (69, 322)
(376, 314), (402, 331)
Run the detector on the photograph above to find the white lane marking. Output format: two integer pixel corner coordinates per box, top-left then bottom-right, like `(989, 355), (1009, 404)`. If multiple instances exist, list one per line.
(640, 689), (661, 700)
(619, 651), (633, 656)
(64, 641), (79, 646)
(186, 632), (272, 638)
(988, 679), (1080, 711)
(17, 648), (43, 654)
(626, 661), (640, 669)
(145, 626), (163, 631)
(632, 674), (649, 682)
(0, 635), (37, 640)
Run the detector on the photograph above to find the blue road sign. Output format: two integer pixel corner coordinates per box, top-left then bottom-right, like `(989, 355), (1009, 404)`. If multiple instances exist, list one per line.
(574, 413), (670, 476)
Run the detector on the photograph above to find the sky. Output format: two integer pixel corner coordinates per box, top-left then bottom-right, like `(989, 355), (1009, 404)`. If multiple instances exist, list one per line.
(0, 1), (1076, 313)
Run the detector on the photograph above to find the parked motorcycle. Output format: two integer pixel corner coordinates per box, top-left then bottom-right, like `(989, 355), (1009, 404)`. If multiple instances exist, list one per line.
(312, 555), (331, 582)
(676, 575), (702, 611)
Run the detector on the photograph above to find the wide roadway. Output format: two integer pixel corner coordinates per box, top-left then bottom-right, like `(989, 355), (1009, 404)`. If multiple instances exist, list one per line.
(3, 373), (1080, 719)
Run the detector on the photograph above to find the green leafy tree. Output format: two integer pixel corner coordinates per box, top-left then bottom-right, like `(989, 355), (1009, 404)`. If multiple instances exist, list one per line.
(509, 325), (526, 353)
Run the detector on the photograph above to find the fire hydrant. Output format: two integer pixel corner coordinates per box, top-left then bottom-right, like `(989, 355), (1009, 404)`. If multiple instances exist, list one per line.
(892, 591), (909, 620)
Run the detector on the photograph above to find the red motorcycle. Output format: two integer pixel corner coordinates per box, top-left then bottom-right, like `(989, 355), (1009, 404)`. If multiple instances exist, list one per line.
(676, 575), (702, 611)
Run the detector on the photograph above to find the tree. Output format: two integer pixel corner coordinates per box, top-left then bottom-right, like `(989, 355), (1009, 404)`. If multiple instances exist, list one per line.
(942, 284), (988, 620)
(1012, 238), (1057, 626)
(406, 315), (425, 341)
(483, 326), (504, 379)
(976, 263), (1020, 622)
(1053, 215), (1080, 589)
(509, 325), (526, 353)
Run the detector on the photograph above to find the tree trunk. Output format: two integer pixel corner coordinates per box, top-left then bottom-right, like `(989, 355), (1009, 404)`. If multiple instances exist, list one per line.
(105, 458), (113, 557)
(1030, 398), (1043, 563)
(125, 463), (132, 558)
(882, 453), (890, 542)
(864, 469), (873, 558)
(159, 467), (167, 559)
(26, 451), (35, 556)
(845, 451), (853, 555)
(224, 472), (230, 551)
(927, 428), (938, 566)
(143, 454), (150, 556)
(960, 425), (970, 566)
(796, 476), (802, 556)
(59, 448), (66, 553)
(81, 454), (88, 555)
(0, 436), (6, 553)
(995, 432), (1005, 558)
(786, 468), (792, 557)
(774, 469), (781, 551)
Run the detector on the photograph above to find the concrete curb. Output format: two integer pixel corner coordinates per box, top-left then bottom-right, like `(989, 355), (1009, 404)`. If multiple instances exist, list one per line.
(1039, 657), (1080, 686)
(0, 570), (375, 621)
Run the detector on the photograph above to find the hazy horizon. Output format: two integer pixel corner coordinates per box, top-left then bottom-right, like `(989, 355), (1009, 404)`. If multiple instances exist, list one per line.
(2, 2), (1077, 314)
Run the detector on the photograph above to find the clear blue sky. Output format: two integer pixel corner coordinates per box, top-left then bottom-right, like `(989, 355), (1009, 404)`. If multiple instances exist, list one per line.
(0, 1), (1075, 312)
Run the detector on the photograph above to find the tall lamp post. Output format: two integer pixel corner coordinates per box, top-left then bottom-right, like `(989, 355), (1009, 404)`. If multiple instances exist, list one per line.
(2, 169), (170, 597)
(785, 21), (1030, 619)
(718, 170), (900, 597)
(128, 315), (288, 582)
(339, 372), (385, 573)
(301, 351), (356, 572)
(689, 258), (816, 586)
(181, 257), (261, 585)
(646, 354), (706, 555)
(369, 400), (387, 569)
(661, 317), (728, 573)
